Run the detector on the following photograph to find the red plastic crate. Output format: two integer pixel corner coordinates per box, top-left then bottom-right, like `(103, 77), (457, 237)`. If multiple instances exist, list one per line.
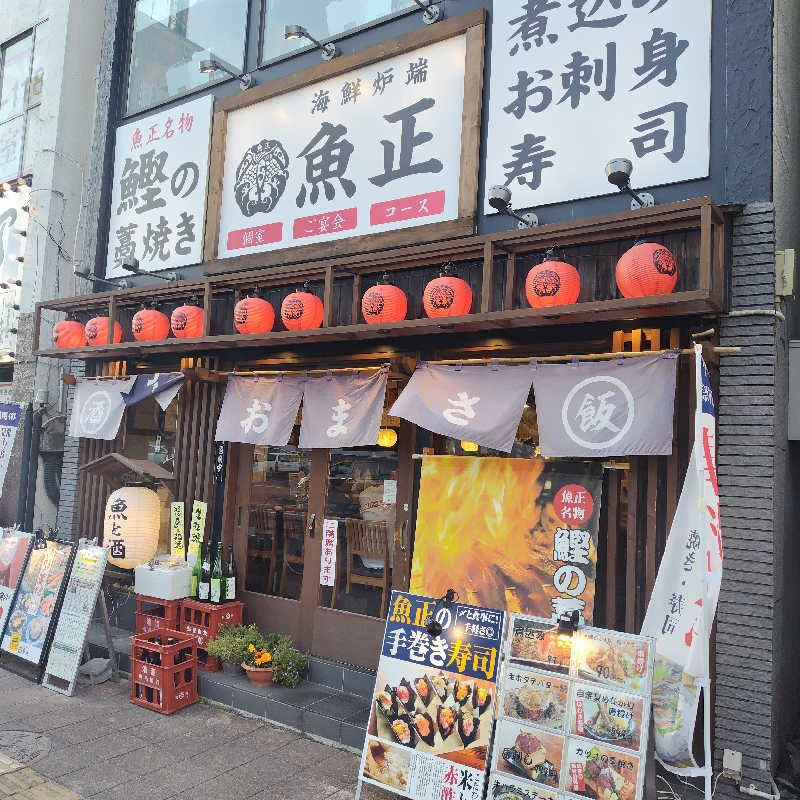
(178, 599), (244, 649)
(135, 595), (182, 634)
(129, 630), (198, 714)
(198, 650), (221, 672)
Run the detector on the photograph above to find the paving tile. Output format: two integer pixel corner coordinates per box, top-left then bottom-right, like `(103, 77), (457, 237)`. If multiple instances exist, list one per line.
(58, 764), (127, 797)
(264, 682), (335, 708)
(303, 709), (341, 742)
(25, 780), (83, 800)
(307, 693), (370, 721)
(77, 730), (147, 761)
(308, 658), (344, 691)
(342, 667), (376, 700)
(32, 743), (97, 779)
(176, 765), (265, 800)
(237, 724), (299, 756)
(341, 721), (367, 751)
(265, 698), (301, 730)
(92, 775), (176, 800)
(228, 686), (266, 720)
(104, 742), (180, 776)
(314, 749), (364, 788)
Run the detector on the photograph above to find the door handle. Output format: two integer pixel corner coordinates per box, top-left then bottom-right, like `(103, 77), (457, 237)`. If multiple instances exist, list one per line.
(307, 513), (316, 537)
(400, 520), (408, 551)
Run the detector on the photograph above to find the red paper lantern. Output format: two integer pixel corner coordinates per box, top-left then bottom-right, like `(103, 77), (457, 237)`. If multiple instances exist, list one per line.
(85, 317), (122, 345)
(234, 296), (275, 334)
(170, 304), (204, 338)
(525, 260), (581, 308)
(132, 308), (170, 341)
(53, 320), (87, 349)
(616, 242), (678, 298)
(280, 291), (324, 331)
(362, 282), (407, 324)
(422, 271), (472, 318)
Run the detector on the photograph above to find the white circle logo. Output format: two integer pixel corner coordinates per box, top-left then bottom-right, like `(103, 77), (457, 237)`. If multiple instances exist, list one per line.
(79, 390), (112, 435)
(561, 375), (635, 450)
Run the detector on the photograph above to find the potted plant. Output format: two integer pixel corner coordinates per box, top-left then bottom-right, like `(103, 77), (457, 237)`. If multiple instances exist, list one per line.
(207, 624), (266, 675)
(242, 643), (274, 685)
(270, 636), (309, 688)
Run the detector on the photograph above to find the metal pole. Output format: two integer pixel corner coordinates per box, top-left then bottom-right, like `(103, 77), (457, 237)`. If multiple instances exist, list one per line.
(23, 409), (41, 531)
(15, 404), (32, 526)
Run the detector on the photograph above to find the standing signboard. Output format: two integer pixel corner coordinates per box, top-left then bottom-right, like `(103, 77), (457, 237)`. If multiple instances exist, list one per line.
(106, 94), (214, 277)
(0, 540), (75, 675)
(0, 403), (22, 498)
(359, 590), (504, 800)
(484, 0), (711, 212)
(0, 533), (32, 640)
(42, 542), (109, 696)
(487, 614), (654, 800)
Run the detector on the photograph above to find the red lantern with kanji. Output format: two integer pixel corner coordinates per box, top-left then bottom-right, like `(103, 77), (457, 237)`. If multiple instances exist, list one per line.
(422, 267), (472, 318)
(280, 289), (324, 331)
(525, 257), (581, 308)
(234, 296), (275, 335)
(53, 320), (87, 349)
(616, 241), (678, 298)
(170, 304), (204, 338)
(85, 317), (122, 345)
(132, 308), (170, 341)
(361, 277), (407, 324)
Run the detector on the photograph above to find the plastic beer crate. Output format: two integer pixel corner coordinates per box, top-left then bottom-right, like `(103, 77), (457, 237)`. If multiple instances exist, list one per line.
(129, 629), (198, 714)
(178, 599), (244, 672)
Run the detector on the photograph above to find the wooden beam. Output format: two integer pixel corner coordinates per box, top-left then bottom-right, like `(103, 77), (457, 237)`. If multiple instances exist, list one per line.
(323, 265), (334, 327)
(458, 19), (485, 221)
(107, 293), (117, 345)
(202, 281), (212, 336)
(481, 241), (493, 313)
(504, 251), (516, 312)
(351, 272), (362, 326)
(698, 203), (712, 294)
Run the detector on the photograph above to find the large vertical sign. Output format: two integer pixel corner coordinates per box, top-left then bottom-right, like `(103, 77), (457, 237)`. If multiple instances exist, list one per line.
(484, 0), (711, 211)
(106, 94), (213, 277)
(217, 35), (467, 259)
(0, 403), (22, 500)
(360, 591), (504, 800)
(0, 187), (29, 359)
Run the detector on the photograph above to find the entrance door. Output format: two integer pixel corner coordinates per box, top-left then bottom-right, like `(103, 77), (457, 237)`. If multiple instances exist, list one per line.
(229, 422), (415, 668)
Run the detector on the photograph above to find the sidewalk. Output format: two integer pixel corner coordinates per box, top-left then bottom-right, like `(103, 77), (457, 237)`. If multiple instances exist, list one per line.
(0, 668), (390, 800)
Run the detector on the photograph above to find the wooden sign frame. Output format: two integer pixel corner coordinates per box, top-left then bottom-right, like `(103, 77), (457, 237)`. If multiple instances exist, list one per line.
(203, 9), (486, 275)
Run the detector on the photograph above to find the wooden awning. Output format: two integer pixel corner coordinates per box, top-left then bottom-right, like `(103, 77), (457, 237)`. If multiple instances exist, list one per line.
(79, 453), (174, 492)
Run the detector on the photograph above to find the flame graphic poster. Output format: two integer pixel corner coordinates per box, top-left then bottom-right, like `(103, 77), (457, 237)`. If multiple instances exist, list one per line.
(410, 457), (603, 621)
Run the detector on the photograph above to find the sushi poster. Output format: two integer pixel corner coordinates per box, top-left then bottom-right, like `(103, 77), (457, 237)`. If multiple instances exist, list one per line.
(0, 534), (31, 639)
(410, 457), (603, 622)
(488, 615), (653, 800)
(359, 590), (505, 800)
(0, 541), (73, 665)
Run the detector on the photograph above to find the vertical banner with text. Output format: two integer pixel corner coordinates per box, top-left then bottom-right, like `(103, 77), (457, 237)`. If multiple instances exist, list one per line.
(170, 502), (185, 558)
(188, 501), (207, 558)
(0, 403), (21, 500)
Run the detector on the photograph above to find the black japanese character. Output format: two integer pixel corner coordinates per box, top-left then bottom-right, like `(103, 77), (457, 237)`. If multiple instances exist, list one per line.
(369, 98), (442, 188)
(110, 540), (126, 559)
(668, 592), (684, 615)
(117, 149), (169, 214)
(341, 79), (361, 105)
(508, 0), (560, 54)
(567, 0), (626, 31)
(311, 89), (330, 113)
(175, 212), (196, 256)
(630, 101), (687, 163)
(502, 133), (555, 190)
(632, 0), (669, 10)
(632, 28), (689, 90)
(406, 57), (428, 85)
(504, 70), (553, 117)
(559, 43), (616, 109)
(117, 158), (140, 213)
(136, 186), (166, 214)
(372, 68), (394, 96)
(142, 216), (172, 261)
(114, 223), (137, 268)
(110, 497), (128, 515)
(296, 122), (356, 206)
(171, 161), (200, 198)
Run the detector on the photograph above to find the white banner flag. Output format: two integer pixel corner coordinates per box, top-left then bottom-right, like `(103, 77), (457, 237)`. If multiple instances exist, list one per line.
(0, 403), (22, 500)
(641, 345), (722, 774)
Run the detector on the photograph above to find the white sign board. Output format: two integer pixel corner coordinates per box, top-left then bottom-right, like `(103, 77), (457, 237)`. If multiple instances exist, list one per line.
(0, 403), (22, 500)
(320, 518), (338, 587)
(43, 543), (108, 695)
(217, 35), (467, 259)
(0, 186), (29, 357)
(106, 95), (213, 277)
(484, 0), (711, 211)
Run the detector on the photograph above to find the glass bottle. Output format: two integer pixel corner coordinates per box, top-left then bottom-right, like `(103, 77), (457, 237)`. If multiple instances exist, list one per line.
(198, 541), (211, 602)
(210, 543), (224, 604)
(190, 548), (202, 598)
(225, 545), (236, 601)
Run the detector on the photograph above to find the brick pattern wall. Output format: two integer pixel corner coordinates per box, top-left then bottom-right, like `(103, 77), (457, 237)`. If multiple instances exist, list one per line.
(55, 359), (85, 538)
(716, 202), (778, 795)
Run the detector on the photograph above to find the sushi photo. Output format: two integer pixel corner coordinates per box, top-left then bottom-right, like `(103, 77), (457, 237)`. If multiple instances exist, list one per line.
(393, 678), (417, 713)
(375, 689), (397, 720)
(413, 674), (434, 707)
(453, 679), (473, 706)
(389, 715), (418, 748)
(458, 709), (480, 746)
(473, 684), (492, 714)
(437, 701), (457, 740)
(431, 672), (449, 701)
(412, 711), (436, 746)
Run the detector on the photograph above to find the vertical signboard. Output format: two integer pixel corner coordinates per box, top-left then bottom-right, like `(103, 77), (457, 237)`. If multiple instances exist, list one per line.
(42, 542), (109, 695)
(0, 534), (31, 639)
(170, 502), (185, 558)
(217, 35), (467, 259)
(484, 0), (711, 211)
(0, 403), (22, 498)
(360, 590), (504, 800)
(106, 94), (213, 277)
(488, 615), (654, 800)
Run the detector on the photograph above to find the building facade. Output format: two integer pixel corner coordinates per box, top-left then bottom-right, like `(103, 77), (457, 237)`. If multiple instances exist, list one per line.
(31, 0), (800, 796)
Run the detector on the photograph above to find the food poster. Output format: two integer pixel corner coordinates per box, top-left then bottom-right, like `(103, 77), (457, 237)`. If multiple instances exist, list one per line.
(489, 615), (653, 800)
(359, 590), (505, 800)
(1, 541), (73, 664)
(411, 458), (603, 622)
(487, 772), (560, 800)
(0, 534), (31, 638)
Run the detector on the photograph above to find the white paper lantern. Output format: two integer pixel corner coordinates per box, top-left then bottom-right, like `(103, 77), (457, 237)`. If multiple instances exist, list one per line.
(104, 486), (160, 569)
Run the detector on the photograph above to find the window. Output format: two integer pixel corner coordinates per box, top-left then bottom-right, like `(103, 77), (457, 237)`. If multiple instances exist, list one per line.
(0, 23), (46, 182)
(126, 0), (248, 116)
(261, 0), (414, 63)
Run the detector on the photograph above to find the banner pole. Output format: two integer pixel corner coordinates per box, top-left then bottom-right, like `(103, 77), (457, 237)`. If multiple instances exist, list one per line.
(704, 683), (712, 800)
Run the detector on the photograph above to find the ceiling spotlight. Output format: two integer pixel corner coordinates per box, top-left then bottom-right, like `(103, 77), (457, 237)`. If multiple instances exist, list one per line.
(557, 610), (580, 642)
(198, 57), (252, 91)
(488, 185), (538, 228)
(410, 0), (442, 23)
(604, 158), (654, 209)
(120, 256), (180, 282)
(284, 25), (338, 60)
(424, 588), (457, 639)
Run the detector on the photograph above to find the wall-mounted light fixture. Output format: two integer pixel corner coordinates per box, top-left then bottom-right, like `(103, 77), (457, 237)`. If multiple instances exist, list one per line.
(410, 0), (441, 24)
(120, 256), (180, 283)
(198, 57), (253, 91)
(424, 588), (457, 639)
(488, 185), (538, 228)
(0, 279), (22, 289)
(73, 265), (133, 291)
(604, 158), (655, 209)
(557, 609), (580, 643)
(284, 25), (338, 61)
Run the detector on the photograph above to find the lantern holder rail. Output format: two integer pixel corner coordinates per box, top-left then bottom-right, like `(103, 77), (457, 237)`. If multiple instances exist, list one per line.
(34, 196), (725, 360)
